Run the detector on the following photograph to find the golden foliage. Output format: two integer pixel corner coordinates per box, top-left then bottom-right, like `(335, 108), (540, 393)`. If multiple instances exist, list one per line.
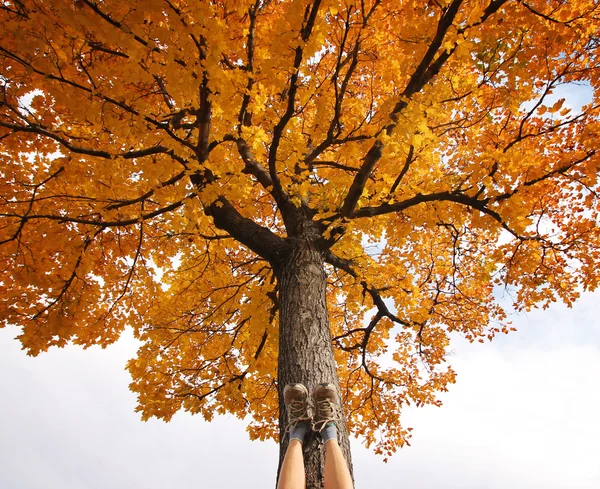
(1, 0), (600, 457)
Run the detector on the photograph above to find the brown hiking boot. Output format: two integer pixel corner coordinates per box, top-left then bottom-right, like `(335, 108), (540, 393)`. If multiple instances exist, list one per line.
(283, 383), (310, 431)
(312, 383), (339, 432)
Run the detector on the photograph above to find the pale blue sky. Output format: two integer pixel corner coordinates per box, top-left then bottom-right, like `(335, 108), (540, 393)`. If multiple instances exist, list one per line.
(1, 290), (599, 489)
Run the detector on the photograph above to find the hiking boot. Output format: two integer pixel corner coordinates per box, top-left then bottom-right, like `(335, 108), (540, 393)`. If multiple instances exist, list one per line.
(283, 383), (310, 431)
(312, 382), (339, 432)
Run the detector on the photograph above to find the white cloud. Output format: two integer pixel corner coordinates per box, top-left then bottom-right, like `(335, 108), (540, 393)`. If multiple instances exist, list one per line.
(1, 292), (599, 489)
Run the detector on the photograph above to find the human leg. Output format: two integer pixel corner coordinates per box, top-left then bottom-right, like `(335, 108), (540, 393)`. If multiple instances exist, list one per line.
(313, 384), (354, 489)
(324, 439), (354, 489)
(277, 384), (311, 489)
(277, 439), (306, 489)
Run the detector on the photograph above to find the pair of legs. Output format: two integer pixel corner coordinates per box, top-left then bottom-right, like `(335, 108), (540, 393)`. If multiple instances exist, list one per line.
(277, 383), (354, 489)
(278, 438), (354, 489)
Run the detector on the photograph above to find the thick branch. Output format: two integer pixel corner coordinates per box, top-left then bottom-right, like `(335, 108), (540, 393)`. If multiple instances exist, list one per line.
(206, 197), (287, 263)
(105, 171), (186, 210)
(339, 0), (507, 218)
(237, 1), (260, 129)
(1, 195), (193, 233)
(234, 137), (274, 189)
(267, 0), (323, 220)
(339, 0), (465, 217)
(0, 45), (194, 150)
(0, 120), (177, 161)
(348, 191), (492, 219)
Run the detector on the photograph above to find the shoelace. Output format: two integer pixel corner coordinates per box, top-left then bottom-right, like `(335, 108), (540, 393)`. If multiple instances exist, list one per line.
(285, 399), (308, 431)
(314, 398), (339, 432)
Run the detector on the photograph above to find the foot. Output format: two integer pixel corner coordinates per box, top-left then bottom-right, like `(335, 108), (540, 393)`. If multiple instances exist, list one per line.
(283, 383), (310, 431)
(312, 383), (339, 432)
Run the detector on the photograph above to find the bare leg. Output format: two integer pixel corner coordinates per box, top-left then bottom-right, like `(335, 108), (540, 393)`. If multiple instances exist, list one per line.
(324, 440), (354, 489)
(277, 439), (306, 489)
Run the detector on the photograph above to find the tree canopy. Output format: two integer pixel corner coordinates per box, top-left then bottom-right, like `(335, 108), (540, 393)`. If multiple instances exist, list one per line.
(1, 0), (599, 462)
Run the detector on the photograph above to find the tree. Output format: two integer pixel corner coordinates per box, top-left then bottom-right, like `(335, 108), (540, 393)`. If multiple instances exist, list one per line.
(1, 0), (599, 486)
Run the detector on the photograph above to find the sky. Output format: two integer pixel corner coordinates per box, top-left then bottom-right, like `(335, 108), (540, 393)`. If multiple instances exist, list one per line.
(1, 290), (599, 489)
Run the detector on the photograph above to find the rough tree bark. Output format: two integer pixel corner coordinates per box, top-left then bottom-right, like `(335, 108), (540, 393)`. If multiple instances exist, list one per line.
(274, 237), (353, 489)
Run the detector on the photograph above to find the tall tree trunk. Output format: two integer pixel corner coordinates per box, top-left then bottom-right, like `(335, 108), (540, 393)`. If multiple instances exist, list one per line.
(274, 238), (353, 489)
